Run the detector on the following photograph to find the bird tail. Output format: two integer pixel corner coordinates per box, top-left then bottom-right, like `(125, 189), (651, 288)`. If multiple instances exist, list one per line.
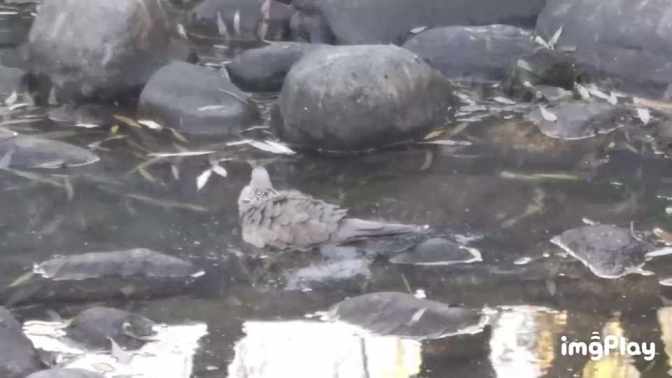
(335, 218), (429, 241)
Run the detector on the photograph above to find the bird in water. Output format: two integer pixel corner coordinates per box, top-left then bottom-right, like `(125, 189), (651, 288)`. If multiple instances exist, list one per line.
(238, 166), (428, 250)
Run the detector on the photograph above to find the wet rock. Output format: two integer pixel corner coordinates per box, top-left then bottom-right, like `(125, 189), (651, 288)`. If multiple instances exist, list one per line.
(0, 306), (43, 378)
(26, 0), (181, 101)
(289, 0), (335, 43)
(66, 307), (156, 350)
(0, 134), (100, 169)
(389, 238), (483, 266)
(550, 224), (652, 279)
(186, 0), (292, 43)
(0, 3), (34, 46)
(26, 368), (103, 378)
(403, 25), (537, 83)
(2, 248), (204, 305)
(504, 49), (582, 100)
(536, 0), (672, 97)
(325, 292), (487, 340)
(227, 42), (326, 92)
(284, 258), (371, 291)
(526, 102), (632, 140)
(138, 61), (259, 136)
(275, 45), (456, 152)
(313, 0), (546, 44)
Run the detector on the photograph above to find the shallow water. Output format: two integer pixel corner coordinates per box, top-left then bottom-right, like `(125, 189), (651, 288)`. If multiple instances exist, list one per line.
(3, 79), (672, 378)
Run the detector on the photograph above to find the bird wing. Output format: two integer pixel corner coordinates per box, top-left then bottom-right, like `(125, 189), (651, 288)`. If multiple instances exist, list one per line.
(241, 190), (348, 249)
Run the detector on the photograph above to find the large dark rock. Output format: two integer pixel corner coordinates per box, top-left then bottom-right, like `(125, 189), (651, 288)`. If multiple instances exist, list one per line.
(536, 0), (672, 97)
(403, 25), (537, 83)
(1, 248), (205, 305)
(66, 307), (156, 350)
(305, 0), (547, 44)
(0, 133), (100, 169)
(186, 0), (293, 43)
(139, 61), (259, 136)
(0, 307), (43, 378)
(227, 42), (326, 92)
(26, 0), (181, 101)
(275, 45), (456, 152)
(289, 0), (335, 43)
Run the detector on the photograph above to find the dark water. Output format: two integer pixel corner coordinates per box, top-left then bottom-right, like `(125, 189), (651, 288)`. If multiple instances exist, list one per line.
(2, 87), (672, 377)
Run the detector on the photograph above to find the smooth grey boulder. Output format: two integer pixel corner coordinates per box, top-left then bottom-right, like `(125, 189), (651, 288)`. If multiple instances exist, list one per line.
(275, 45), (456, 152)
(0, 307), (43, 378)
(186, 0), (292, 43)
(309, 0), (546, 44)
(227, 42), (326, 92)
(403, 25), (538, 83)
(26, 0), (180, 101)
(26, 369), (103, 378)
(536, 0), (672, 97)
(139, 61), (259, 136)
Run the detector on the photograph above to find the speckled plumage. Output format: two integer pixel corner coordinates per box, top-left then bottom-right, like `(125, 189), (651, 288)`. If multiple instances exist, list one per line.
(238, 167), (424, 250)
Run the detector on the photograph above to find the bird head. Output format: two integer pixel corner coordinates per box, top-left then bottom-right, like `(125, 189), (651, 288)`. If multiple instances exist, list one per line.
(238, 166), (276, 214)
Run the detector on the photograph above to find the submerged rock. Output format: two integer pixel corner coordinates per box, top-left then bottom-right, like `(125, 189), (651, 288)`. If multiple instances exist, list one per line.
(550, 224), (652, 279)
(138, 61), (259, 136)
(289, 0), (335, 43)
(0, 134), (100, 169)
(227, 42), (326, 92)
(26, 0), (181, 100)
(186, 0), (292, 43)
(504, 49), (582, 100)
(403, 25), (537, 83)
(66, 307), (156, 350)
(275, 45), (456, 152)
(389, 238), (483, 266)
(0, 306), (43, 378)
(2, 248), (204, 305)
(313, 0), (546, 44)
(536, 0), (672, 97)
(325, 292), (487, 340)
(26, 369), (103, 378)
(526, 102), (631, 140)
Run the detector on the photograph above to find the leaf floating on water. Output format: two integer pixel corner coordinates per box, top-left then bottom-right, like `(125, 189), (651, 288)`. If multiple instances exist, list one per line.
(168, 128), (189, 144)
(171, 164), (180, 180)
(176, 23), (188, 40)
(533, 35), (551, 50)
(575, 83), (591, 100)
(216, 11), (229, 39)
(109, 337), (134, 365)
(138, 119), (163, 130)
(63, 176), (74, 201)
(423, 129), (446, 140)
(516, 59), (534, 72)
(410, 26), (428, 34)
(419, 139), (472, 146)
(4, 90), (17, 106)
(74, 122), (101, 129)
(492, 96), (516, 105)
(137, 167), (158, 184)
(196, 169), (213, 191)
(122, 193), (207, 212)
(548, 26), (563, 49)
(211, 163), (228, 178)
(229, 139), (296, 155)
(113, 114), (143, 128)
(636, 108), (651, 125)
(539, 105), (558, 122)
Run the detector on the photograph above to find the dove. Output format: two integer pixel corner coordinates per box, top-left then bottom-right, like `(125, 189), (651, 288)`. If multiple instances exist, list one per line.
(238, 167), (427, 250)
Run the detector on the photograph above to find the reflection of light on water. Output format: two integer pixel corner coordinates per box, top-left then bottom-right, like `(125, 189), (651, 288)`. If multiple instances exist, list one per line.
(23, 320), (207, 378)
(228, 320), (422, 378)
(582, 318), (640, 378)
(659, 307), (672, 376)
(489, 306), (567, 378)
